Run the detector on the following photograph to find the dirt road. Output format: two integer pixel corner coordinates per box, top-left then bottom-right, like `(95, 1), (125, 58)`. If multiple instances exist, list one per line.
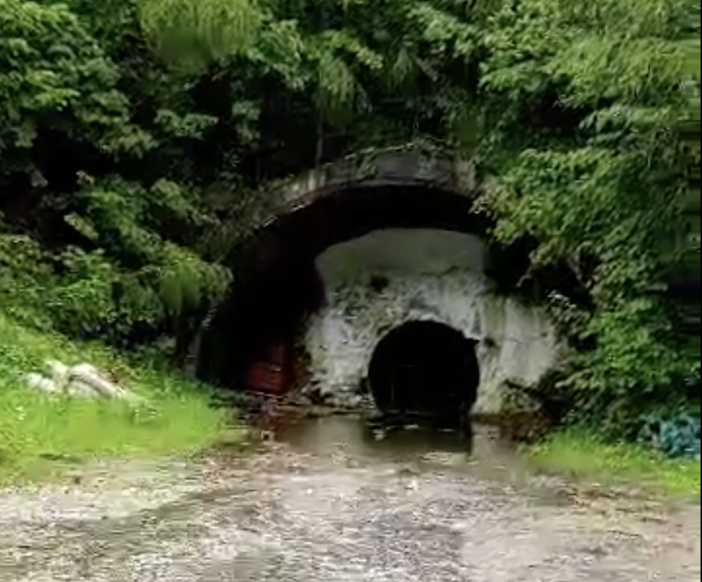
(0, 418), (698, 581)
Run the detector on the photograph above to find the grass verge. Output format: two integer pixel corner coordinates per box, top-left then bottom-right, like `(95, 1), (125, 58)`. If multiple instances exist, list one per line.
(0, 312), (236, 485)
(527, 430), (701, 499)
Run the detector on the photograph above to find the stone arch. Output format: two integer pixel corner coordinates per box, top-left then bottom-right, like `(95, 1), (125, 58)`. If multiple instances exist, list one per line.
(220, 144), (479, 251)
(307, 245), (486, 397)
(302, 228), (535, 414)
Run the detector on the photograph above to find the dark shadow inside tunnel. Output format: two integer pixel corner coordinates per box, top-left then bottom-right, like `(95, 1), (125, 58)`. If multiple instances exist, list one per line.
(367, 321), (479, 425)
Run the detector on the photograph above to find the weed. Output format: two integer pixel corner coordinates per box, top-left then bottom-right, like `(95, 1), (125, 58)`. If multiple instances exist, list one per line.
(528, 430), (701, 498)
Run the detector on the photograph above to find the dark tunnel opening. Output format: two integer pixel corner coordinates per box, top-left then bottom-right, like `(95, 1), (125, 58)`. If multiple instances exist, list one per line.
(367, 321), (479, 425)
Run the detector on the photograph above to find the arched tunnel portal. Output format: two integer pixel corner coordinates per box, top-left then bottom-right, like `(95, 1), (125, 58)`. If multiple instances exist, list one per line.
(194, 150), (561, 417)
(196, 183), (492, 395)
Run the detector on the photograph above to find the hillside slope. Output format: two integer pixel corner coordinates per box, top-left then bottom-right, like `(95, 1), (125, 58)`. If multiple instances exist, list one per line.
(0, 312), (231, 483)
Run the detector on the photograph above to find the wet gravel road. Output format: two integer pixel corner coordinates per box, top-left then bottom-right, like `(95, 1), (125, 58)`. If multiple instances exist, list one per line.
(0, 418), (699, 581)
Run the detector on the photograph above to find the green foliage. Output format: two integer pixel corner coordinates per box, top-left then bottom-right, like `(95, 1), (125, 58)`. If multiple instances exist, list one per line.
(0, 232), (55, 329)
(1, 0), (231, 353)
(475, 0), (699, 435)
(138, 0), (263, 66)
(7, 175), (232, 344)
(0, 0), (152, 158)
(528, 429), (701, 498)
(565, 299), (693, 433)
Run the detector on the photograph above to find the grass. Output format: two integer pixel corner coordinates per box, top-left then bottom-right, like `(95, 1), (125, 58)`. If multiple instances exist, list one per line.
(527, 430), (701, 499)
(0, 312), (238, 485)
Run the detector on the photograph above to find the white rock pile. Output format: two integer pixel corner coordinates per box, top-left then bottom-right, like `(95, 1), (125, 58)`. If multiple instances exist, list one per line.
(24, 360), (143, 403)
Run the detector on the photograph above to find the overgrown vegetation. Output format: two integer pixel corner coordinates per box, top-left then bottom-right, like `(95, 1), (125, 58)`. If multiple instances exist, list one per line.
(1, 0), (699, 452)
(529, 431), (701, 498)
(0, 312), (229, 483)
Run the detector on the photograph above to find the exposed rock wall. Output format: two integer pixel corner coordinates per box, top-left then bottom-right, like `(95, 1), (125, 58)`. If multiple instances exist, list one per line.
(303, 229), (563, 415)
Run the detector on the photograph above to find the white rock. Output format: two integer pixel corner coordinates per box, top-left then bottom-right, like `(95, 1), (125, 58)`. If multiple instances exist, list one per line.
(71, 363), (100, 377)
(66, 379), (100, 398)
(70, 364), (127, 399)
(24, 360), (144, 404)
(45, 360), (70, 392)
(25, 373), (58, 393)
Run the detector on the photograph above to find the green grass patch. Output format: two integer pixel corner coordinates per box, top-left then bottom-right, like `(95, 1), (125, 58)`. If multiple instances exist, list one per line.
(527, 430), (701, 498)
(0, 312), (236, 484)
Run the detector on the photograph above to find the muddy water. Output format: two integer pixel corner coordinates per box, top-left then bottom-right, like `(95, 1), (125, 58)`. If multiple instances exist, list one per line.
(0, 415), (699, 581)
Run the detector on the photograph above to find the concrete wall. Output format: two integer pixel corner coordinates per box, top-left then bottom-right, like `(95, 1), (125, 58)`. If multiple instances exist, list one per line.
(302, 229), (563, 415)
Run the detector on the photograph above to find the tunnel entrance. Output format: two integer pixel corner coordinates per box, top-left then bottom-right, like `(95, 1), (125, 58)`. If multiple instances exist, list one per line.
(196, 183), (495, 393)
(367, 321), (479, 425)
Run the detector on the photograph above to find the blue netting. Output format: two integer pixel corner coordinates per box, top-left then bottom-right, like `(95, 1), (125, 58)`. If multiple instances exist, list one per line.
(638, 410), (701, 459)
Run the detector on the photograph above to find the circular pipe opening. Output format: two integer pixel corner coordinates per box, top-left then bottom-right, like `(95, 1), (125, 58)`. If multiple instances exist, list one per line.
(367, 321), (479, 424)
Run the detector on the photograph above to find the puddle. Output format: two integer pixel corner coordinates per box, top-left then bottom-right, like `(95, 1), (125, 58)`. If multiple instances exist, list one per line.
(249, 407), (534, 483)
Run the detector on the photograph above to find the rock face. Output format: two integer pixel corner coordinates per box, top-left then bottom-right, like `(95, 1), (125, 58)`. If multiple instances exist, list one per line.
(302, 229), (563, 415)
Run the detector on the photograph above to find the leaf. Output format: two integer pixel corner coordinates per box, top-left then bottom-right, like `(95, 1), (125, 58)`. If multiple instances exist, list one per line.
(64, 214), (99, 242)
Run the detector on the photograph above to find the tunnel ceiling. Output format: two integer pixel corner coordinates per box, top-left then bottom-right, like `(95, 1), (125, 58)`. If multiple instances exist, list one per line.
(237, 184), (491, 275)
